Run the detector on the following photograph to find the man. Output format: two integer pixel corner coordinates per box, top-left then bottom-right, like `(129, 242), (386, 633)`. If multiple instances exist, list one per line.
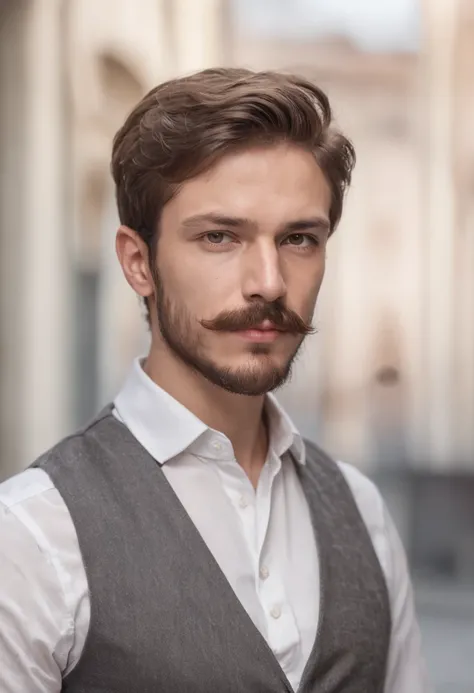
(0, 68), (430, 692)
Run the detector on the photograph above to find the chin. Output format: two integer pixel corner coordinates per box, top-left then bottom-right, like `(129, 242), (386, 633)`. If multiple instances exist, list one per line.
(230, 349), (286, 370)
(210, 356), (294, 396)
(216, 373), (289, 397)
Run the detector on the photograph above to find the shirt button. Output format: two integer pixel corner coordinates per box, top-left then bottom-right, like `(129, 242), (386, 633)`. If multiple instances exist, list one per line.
(259, 565), (270, 580)
(270, 605), (282, 620)
(238, 496), (249, 509)
(212, 441), (222, 451)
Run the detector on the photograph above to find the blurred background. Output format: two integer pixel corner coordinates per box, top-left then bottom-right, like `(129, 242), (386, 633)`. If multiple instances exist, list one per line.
(0, 0), (473, 689)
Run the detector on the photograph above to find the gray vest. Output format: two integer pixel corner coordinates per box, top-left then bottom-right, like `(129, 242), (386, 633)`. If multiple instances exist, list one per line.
(32, 406), (390, 693)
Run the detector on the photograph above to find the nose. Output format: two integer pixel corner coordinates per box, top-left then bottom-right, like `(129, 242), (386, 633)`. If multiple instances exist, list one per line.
(241, 241), (287, 304)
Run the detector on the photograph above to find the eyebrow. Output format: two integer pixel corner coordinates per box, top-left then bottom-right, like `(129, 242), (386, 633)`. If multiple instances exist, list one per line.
(284, 218), (330, 234)
(181, 213), (330, 234)
(181, 213), (250, 229)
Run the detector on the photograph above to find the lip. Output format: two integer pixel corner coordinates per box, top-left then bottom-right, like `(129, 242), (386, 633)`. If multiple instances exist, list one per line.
(253, 321), (280, 331)
(234, 323), (284, 343)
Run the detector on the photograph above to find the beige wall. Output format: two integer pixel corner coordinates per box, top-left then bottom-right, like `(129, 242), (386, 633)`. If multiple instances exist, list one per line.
(232, 37), (425, 470)
(451, 0), (474, 464)
(232, 7), (474, 471)
(0, 0), (472, 477)
(0, 0), (28, 479)
(0, 0), (71, 476)
(420, 0), (474, 468)
(0, 0), (226, 477)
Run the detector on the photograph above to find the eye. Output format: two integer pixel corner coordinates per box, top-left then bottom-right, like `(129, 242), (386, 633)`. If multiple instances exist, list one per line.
(282, 233), (319, 249)
(203, 231), (234, 245)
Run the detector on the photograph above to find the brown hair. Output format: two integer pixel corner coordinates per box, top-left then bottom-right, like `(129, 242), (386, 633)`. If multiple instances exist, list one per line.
(111, 67), (355, 252)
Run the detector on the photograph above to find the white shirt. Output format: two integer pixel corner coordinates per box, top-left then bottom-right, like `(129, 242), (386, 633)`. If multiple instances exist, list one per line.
(0, 358), (431, 693)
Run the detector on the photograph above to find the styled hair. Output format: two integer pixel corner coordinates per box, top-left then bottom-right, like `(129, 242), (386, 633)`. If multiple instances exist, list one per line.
(111, 67), (356, 251)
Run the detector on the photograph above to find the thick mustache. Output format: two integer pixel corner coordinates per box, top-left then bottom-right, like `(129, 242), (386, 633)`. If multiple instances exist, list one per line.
(200, 302), (315, 336)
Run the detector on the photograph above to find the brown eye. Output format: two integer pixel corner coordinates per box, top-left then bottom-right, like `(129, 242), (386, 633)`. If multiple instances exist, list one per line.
(288, 234), (304, 245)
(201, 231), (234, 248)
(283, 234), (318, 248)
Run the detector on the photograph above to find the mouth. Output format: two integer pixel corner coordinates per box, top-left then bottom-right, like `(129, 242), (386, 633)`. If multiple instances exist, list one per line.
(234, 321), (286, 343)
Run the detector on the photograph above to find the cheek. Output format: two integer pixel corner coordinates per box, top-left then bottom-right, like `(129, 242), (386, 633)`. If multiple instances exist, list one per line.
(184, 264), (241, 314)
(289, 263), (325, 311)
(311, 257), (326, 296)
(162, 263), (234, 321)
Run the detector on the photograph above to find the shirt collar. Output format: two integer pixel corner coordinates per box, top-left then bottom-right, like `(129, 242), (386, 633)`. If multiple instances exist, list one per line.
(114, 358), (208, 464)
(114, 358), (305, 466)
(265, 393), (306, 466)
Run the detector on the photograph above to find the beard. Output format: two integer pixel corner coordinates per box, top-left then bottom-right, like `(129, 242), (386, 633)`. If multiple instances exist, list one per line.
(154, 277), (314, 397)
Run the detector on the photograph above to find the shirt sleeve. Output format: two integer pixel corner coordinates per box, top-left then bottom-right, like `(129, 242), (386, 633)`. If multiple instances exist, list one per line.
(337, 462), (433, 693)
(382, 502), (433, 693)
(0, 478), (76, 692)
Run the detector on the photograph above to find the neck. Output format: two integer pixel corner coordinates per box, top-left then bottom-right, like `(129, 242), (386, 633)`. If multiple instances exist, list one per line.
(144, 340), (269, 486)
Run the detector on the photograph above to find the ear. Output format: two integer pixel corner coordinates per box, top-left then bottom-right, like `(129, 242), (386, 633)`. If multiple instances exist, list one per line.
(116, 226), (154, 299)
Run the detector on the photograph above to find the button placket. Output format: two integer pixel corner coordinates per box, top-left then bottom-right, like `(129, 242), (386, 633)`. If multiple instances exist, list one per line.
(238, 495), (250, 509)
(256, 552), (299, 661)
(255, 452), (281, 556)
(270, 605), (282, 620)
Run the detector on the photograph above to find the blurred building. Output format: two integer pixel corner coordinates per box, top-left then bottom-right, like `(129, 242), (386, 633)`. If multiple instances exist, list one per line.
(233, 0), (474, 594)
(1, 1), (474, 687)
(1, 0), (473, 568)
(232, 1), (474, 473)
(0, 0), (227, 479)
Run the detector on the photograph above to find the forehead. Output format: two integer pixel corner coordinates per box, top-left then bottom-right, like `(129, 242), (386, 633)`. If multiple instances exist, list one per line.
(165, 143), (331, 227)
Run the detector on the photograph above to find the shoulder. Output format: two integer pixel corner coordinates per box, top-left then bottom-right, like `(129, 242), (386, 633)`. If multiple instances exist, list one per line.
(0, 466), (80, 569)
(31, 406), (116, 475)
(0, 468), (88, 679)
(302, 439), (393, 579)
(0, 466), (57, 509)
(337, 460), (408, 590)
(0, 465), (86, 603)
(336, 460), (386, 529)
(302, 439), (386, 534)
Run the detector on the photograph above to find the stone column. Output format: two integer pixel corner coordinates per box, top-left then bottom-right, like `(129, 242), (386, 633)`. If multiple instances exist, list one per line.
(0, 0), (28, 479)
(17, 0), (71, 466)
(420, 0), (458, 468)
(452, 0), (474, 465)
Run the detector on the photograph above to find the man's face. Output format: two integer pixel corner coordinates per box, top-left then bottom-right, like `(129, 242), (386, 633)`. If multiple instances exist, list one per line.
(151, 143), (331, 396)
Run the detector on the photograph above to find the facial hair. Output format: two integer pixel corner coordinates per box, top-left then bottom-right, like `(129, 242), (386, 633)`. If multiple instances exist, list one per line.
(154, 275), (314, 397)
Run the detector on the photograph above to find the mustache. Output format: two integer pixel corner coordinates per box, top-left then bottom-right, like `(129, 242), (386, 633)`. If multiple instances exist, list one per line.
(200, 301), (315, 336)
